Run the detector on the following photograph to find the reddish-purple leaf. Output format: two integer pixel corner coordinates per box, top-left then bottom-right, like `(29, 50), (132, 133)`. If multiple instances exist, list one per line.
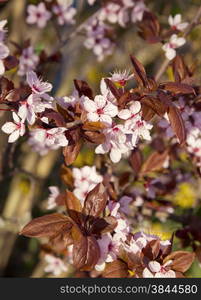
(129, 148), (143, 174)
(83, 131), (105, 144)
(168, 105), (186, 145)
(104, 78), (122, 100)
(103, 260), (128, 278)
(90, 216), (117, 235)
(142, 239), (160, 260)
(130, 55), (148, 87)
(73, 235), (100, 271)
(141, 96), (167, 117)
(160, 82), (195, 95)
(66, 190), (82, 213)
(20, 213), (72, 238)
(74, 79), (93, 99)
(83, 183), (108, 218)
(163, 251), (195, 273)
(140, 150), (169, 176)
(63, 128), (82, 165)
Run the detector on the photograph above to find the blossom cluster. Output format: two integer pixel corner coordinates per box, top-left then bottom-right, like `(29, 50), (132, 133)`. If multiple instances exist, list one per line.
(26, 0), (76, 28)
(98, 0), (146, 27)
(162, 14), (188, 60)
(83, 0), (147, 60)
(1, 65), (153, 164)
(18, 46), (39, 76)
(83, 18), (115, 62)
(0, 20), (9, 75)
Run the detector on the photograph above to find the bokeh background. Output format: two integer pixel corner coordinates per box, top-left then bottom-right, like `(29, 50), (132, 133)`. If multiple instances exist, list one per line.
(0, 0), (201, 277)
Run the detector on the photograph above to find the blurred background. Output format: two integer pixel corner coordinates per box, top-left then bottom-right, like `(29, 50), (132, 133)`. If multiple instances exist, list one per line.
(0, 0), (201, 277)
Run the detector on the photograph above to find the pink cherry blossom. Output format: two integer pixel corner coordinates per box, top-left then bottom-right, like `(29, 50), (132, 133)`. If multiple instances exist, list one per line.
(26, 71), (52, 98)
(83, 95), (118, 125)
(47, 186), (60, 210)
(95, 124), (130, 163)
(100, 78), (117, 105)
(27, 3), (51, 28)
(28, 127), (68, 155)
(99, 3), (121, 24)
(52, 1), (76, 26)
(124, 113), (153, 146)
(18, 93), (52, 125)
(118, 101), (141, 120)
(109, 69), (133, 87)
(1, 112), (25, 143)
(143, 260), (176, 278)
(18, 46), (39, 76)
(56, 89), (81, 109)
(131, 1), (146, 23)
(84, 18), (115, 61)
(168, 14), (188, 31)
(44, 254), (67, 276)
(95, 233), (122, 271)
(162, 34), (186, 60)
(72, 165), (103, 204)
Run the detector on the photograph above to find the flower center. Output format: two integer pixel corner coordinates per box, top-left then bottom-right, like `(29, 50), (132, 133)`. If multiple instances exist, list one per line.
(136, 120), (143, 128)
(118, 79), (126, 86)
(97, 108), (104, 115)
(169, 43), (177, 49)
(36, 12), (42, 18)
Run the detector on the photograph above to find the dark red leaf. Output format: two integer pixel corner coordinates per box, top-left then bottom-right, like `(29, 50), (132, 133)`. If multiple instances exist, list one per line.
(83, 131), (105, 144)
(129, 148), (143, 174)
(140, 150), (169, 176)
(90, 216), (117, 235)
(73, 235), (100, 271)
(20, 213), (72, 238)
(168, 105), (186, 145)
(142, 239), (160, 260)
(103, 260), (128, 278)
(65, 190), (82, 213)
(74, 79), (93, 99)
(63, 128), (82, 165)
(163, 251), (195, 273)
(130, 55), (148, 88)
(104, 78), (122, 100)
(160, 82), (195, 95)
(83, 183), (108, 218)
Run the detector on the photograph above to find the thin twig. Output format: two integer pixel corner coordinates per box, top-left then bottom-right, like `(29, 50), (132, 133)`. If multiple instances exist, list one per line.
(155, 5), (201, 82)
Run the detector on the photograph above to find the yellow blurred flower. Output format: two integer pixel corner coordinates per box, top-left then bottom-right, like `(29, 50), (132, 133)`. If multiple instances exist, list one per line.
(134, 222), (172, 240)
(149, 223), (172, 240)
(173, 183), (196, 208)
